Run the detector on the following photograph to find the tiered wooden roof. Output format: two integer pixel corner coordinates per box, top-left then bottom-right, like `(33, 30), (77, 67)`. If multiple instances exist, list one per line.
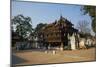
(38, 16), (78, 43)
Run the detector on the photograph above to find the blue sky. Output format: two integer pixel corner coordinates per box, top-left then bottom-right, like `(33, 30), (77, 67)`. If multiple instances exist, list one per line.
(12, 1), (92, 29)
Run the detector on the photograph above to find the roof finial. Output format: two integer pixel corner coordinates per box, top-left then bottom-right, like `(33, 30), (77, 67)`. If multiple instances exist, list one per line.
(60, 9), (62, 17)
(59, 9), (63, 19)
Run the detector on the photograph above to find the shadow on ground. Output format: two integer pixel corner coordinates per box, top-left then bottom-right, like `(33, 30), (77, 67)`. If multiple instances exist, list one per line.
(12, 54), (27, 65)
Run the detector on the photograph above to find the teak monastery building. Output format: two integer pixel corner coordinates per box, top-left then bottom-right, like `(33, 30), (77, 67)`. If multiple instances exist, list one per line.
(37, 16), (79, 50)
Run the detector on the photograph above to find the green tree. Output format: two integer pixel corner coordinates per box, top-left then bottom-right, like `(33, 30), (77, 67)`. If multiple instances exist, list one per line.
(81, 6), (96, 33)
(35, 23), (47, 33)
(11, 14), (33, 38)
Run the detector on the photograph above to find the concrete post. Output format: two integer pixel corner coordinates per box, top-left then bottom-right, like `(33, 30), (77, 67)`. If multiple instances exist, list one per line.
(48, 43), (51, 49)
(60, 42), (63, 51)
(70, 34), (76, 50)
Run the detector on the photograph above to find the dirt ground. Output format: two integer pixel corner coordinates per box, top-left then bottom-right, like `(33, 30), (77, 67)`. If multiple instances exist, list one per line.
(12, 47), (96, 66)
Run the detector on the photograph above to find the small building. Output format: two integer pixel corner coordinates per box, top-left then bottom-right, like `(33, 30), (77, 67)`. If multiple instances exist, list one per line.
(12, 32), (33, 50)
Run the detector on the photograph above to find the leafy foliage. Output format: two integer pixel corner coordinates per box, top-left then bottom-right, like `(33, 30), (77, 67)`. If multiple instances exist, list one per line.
(81, 6), (96, 33)
(35, 23), (47, 33)
(11, 14), (33, 38)
(92, 18), (96, 33)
